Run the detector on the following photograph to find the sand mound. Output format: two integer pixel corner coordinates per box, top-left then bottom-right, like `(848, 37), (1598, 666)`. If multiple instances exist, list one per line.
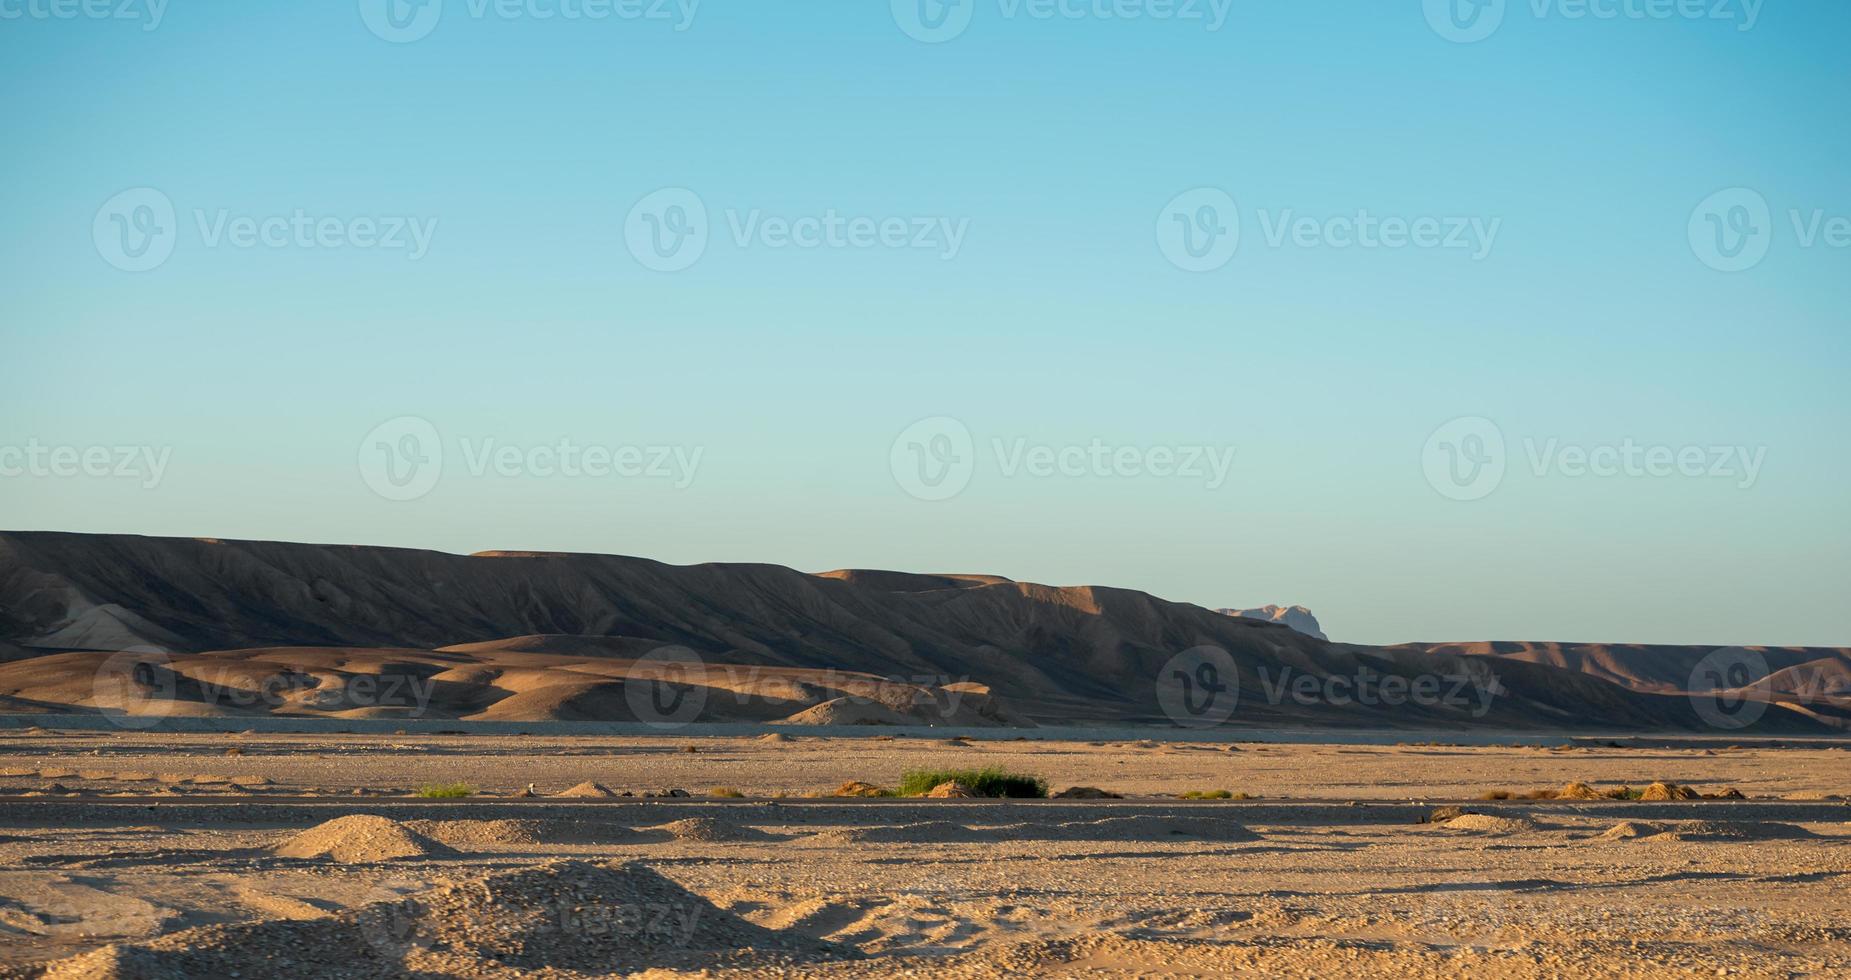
(41, 860), (852, 977)
(925, 781), (978, 798)
(829, 781), (889, 798)
(404, 818), (550, 848)
(1441, 813), (1538, 835)
(756, 733), (795, 744)
(1600, 820), (1660, 840)
(1645, 820), (1817, 842)
(651, 817), (776, 843)
(273, 815), (457, 863)
(553, 780), (620, 798)
(781, 697), (910, 726)
(1053, 786), (1121, 799)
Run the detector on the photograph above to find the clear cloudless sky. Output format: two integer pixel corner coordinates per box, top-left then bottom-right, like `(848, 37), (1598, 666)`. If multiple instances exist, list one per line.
(1, 0), (1846, 646)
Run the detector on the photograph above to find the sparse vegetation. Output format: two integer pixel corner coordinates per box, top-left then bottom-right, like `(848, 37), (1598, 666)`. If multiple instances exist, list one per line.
(898, 767), (1047, 799)
(414, 782), (475, 798)
(1179, 790), (1254, 800)
(708, 786), (745, 798)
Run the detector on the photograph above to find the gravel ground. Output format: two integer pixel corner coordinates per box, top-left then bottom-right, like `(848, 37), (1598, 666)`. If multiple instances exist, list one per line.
(0, 732), (1847, 977)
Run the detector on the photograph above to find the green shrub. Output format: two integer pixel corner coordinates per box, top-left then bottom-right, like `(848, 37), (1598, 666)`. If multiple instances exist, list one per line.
(897, 767), (1047, 798)
(415, 782), (475, 798)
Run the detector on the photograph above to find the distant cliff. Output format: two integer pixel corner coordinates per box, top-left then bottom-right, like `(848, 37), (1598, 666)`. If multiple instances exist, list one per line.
(1219, 605), (1327, 641)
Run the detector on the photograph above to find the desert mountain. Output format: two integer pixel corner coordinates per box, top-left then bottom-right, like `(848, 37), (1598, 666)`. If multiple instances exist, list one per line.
(1219, 605), (1328, 641)
(0, 531), (1843, 731)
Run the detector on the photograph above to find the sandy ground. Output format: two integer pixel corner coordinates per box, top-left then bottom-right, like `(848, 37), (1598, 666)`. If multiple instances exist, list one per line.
(1, 730), (1848, 977)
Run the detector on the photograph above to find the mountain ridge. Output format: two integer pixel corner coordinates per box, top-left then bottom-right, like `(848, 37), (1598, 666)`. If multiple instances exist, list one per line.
(0, 531), (1843, 731)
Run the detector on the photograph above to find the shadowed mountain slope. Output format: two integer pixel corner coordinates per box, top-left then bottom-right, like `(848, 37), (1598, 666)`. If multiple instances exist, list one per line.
(0, 532), (1842, 730)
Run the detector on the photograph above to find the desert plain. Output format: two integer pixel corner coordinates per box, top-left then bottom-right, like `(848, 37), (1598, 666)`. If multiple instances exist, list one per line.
(0, 728), (1847, 978)
(3, 533), (1849, 975)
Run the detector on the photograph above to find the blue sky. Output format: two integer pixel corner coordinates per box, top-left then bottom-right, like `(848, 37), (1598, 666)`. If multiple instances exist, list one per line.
(2, 0), (1846, 646)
